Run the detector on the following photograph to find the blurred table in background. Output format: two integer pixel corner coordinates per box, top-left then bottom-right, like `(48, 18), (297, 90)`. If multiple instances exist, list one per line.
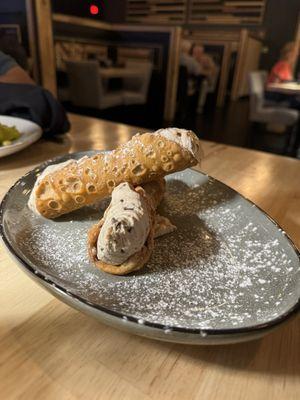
(267, 82), (300, 95)
(99, 67), (145, 79)
(0, 113), (299, 400)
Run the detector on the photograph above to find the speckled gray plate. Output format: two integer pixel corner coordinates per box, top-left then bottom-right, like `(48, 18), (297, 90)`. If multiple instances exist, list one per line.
(1, 151), (299, 345)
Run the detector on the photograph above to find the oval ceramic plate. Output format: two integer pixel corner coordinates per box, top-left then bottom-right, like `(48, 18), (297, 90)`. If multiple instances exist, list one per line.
(0, 115), (42, 158)
(0, 151), (299, 345)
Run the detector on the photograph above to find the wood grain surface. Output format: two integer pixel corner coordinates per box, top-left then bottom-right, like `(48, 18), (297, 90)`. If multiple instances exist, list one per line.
(0, 113), (299, 400)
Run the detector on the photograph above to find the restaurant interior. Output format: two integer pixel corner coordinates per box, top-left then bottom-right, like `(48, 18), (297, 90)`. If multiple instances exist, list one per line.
(0, 2), (300, 399)
(1, 0), (300, 156)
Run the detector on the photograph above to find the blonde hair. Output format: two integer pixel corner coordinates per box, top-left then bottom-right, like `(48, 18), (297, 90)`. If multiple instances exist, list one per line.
(181, 39), (192, 54)
(280, 42), (297, 60)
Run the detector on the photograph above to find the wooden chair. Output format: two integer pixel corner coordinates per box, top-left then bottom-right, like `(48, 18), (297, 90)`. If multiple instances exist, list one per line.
(248, 71), (299, 154)
(122, 61), (153, 105)
(66, 60), (123, 110)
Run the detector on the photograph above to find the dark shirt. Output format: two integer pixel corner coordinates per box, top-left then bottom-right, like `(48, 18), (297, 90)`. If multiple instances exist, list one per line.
(0, 83), (70, 136)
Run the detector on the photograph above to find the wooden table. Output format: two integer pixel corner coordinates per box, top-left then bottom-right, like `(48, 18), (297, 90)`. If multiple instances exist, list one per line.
(0, 114), (299, 400)
(267, 82), (300, 95)
(99, 67), (144, 79)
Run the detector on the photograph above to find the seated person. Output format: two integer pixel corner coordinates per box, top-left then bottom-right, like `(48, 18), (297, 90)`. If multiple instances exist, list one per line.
(265, 42), (300, 110)
(191, 44), (217, 85)
(180, 39), (202, 77)
(179, 40), (205, 118)
(268, 42), (298, 84)
(0, 36), (70, 135)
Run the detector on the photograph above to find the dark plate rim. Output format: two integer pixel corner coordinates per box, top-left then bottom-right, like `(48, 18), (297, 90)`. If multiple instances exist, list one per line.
(1, 151), (299, 337)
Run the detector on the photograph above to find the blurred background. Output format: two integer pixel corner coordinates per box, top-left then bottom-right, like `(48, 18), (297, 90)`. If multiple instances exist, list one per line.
(1, 0), (300, 156)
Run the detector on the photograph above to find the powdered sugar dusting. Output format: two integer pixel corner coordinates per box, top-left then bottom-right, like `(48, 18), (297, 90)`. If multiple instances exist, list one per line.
(3, 167), (300, 330)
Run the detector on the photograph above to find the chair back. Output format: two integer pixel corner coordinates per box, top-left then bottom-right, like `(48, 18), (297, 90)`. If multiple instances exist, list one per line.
(66, 60), (103, 108)
(248, 71), (299, 126)
(123, 60), (153, 99)
(248, 71), (267, 120)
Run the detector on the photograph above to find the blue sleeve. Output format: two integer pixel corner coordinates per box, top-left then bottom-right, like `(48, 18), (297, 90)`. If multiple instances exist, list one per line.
(0, 51), (17, 75)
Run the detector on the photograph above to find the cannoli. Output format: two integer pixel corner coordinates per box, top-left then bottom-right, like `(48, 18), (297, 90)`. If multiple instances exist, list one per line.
(88, 182), (156, 275)
(142, 180), (177, 237)
(28, 128), (203, 219)
(88, 178), (176, 275)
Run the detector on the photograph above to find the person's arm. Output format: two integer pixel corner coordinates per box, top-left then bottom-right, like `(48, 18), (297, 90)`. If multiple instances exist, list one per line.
(200, 55), (217, 79)
(0, 65), (34, 84)
(188, 56), (202, 76)
(271, 75), (281, 84)
(0, 50), (35, 85)
(180, 54), (202, 76)
(272, 62), (293, 83)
